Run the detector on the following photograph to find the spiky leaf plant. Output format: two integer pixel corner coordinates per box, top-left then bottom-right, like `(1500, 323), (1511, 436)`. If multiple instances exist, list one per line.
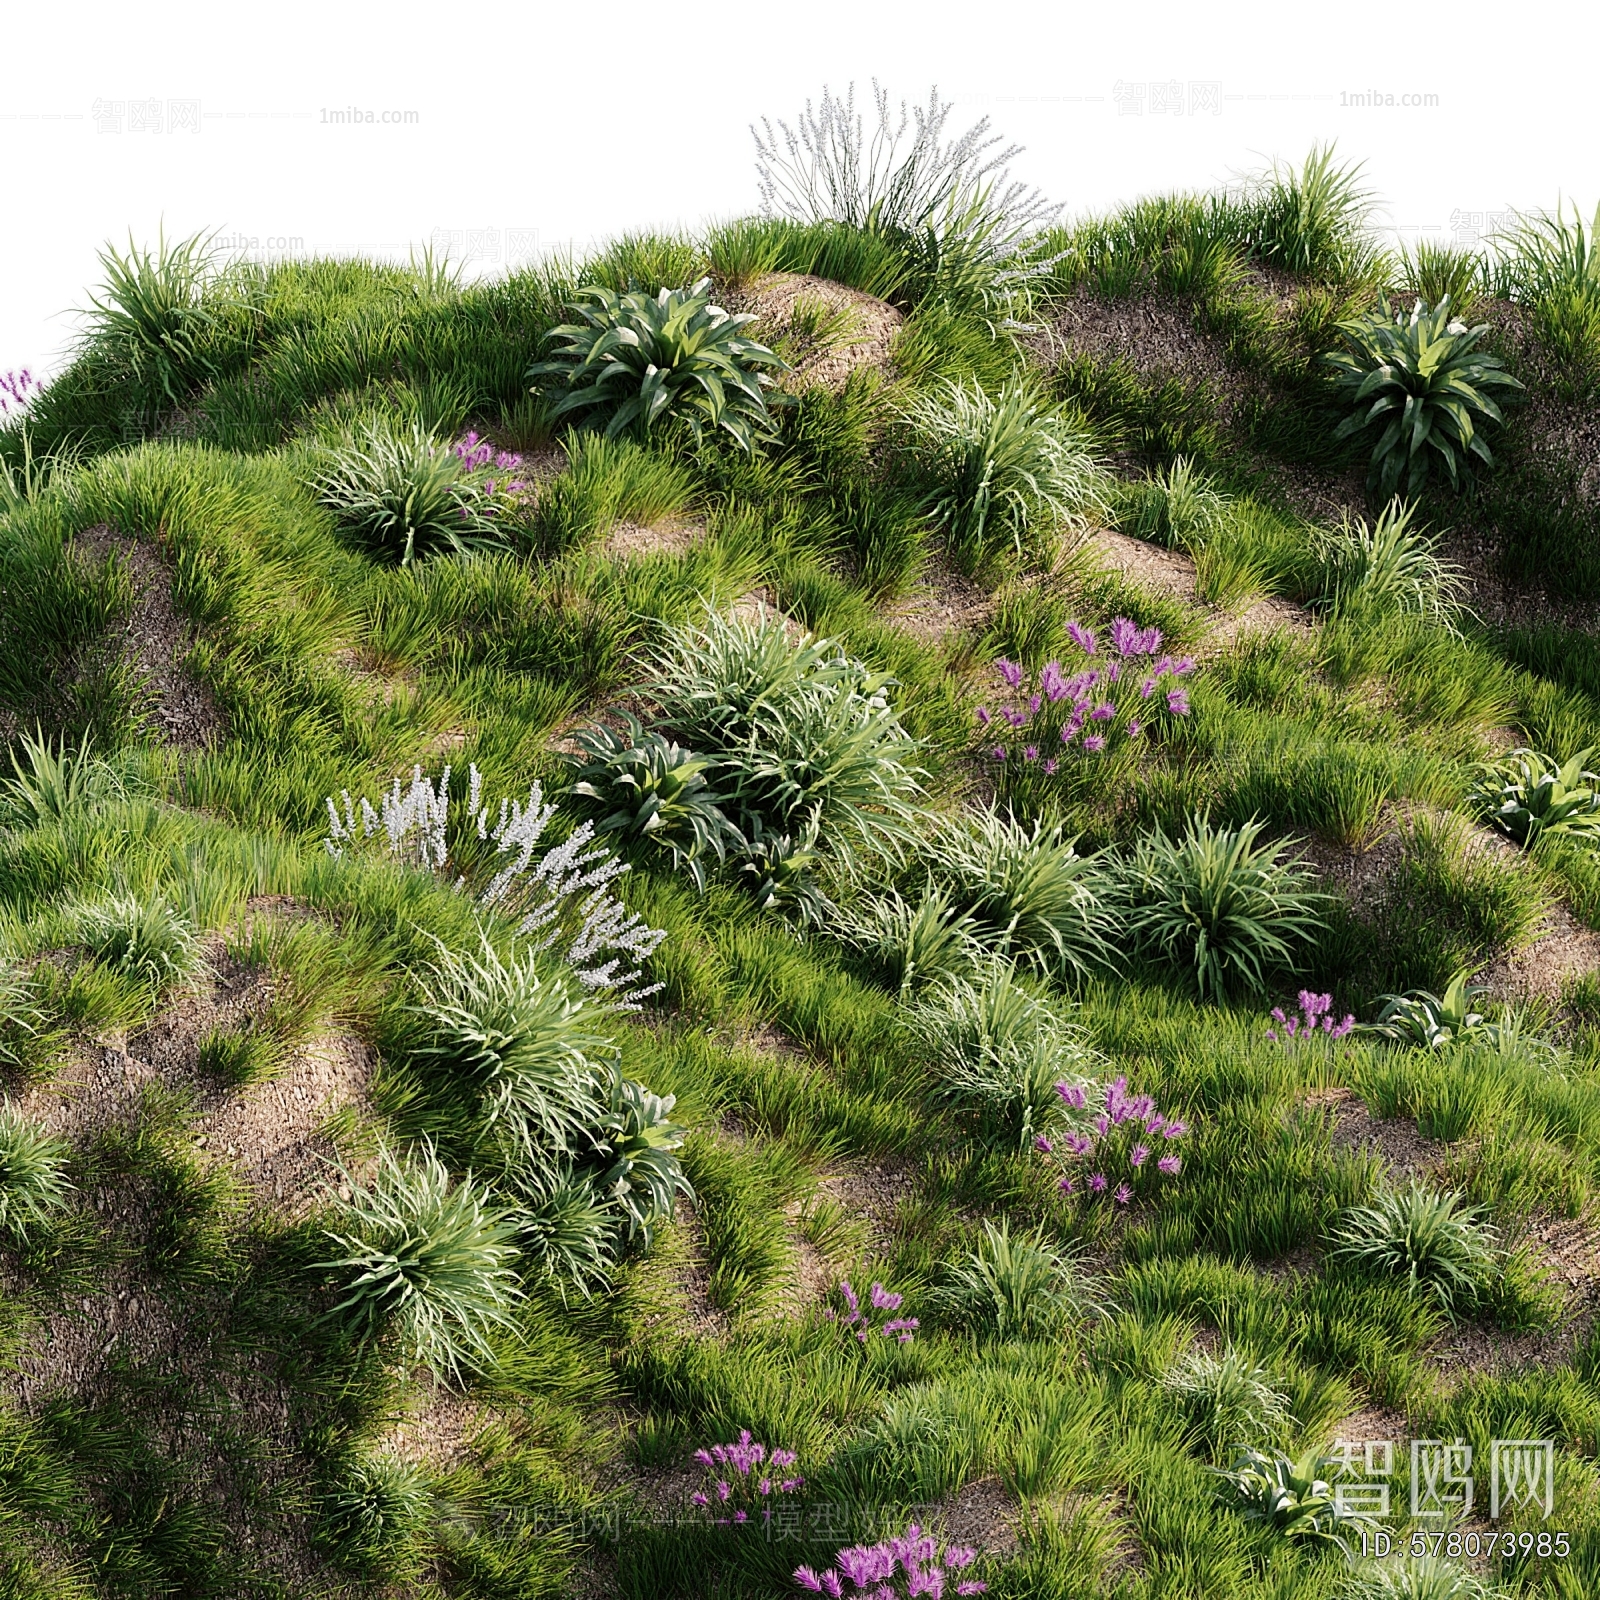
(933, 1217), (1105, 1338)
(412, 941), (612, 1185)
(907, 959), (1095, 1148)
(1242, 144), (1377, 278)
(1218, 1447), (1366, 1550)
(515, 1174), (618, 1298)
(528, 279), (787, 451)
(318, 1140), (522, 1381)
(1123, 816), (1330, 1000)
(581, 1070), (692, 1245)
(1315, 498), (1469, 628)
(0, 965), (43, 1074)
(313, 419), (504, 565)
(317, 1454), (433, 1579)
(0, 1105), (73, 1241)
(1366, 971), (1495, 1049)
(1323, 295), (1523, 498)
(1329, 1180), (1498, 1314)
(901, 379), (1106, 568)
(929, 807), (1121, 983)
(1162, 1347), (1293, 1456)
(1468, 746), (1600, 847)
(73, 890), (204, 990)
(568, 713), (742, 890)
(2, 728), (122, 829)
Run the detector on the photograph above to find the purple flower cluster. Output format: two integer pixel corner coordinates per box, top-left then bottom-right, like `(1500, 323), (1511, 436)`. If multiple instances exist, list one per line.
(0, 369), (41, 418)
(977, 618), (1195, 771)
(796, 1525), (985, 1597)
(691, 1429), (803, 1526)
(1266, 990), (1355, 1045)
(828, 1280), (919, 1344)
(1037, 1077), (1188, 1204)
(451, 431), (532, 503)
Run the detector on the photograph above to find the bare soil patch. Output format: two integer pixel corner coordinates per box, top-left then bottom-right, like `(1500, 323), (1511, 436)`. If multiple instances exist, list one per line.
(883, 557), (994, 649)
(1314, 1087), (1446, 1182)
(926, 1474), (1023, 1560)
(739, 272), (902, 391)
(600, 517), (705, 563)
(68, 525), (225, 748)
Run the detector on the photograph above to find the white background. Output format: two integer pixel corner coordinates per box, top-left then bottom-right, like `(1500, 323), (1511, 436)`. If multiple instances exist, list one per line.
(3, 0), (1595, 380)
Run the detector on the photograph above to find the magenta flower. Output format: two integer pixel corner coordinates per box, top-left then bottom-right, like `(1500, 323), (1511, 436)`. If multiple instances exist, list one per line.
(1089, 701), (1116, 721)
(1163, 1120), (1189, 1139)
(1024, 745), (1038, 761)
(1056, 1083), (1087, 1109)
(1083, 735), (1106, 753)
(1043, 759), (1058, 775)
(1089, 1173), (1108, 1193)
(1130, 1144), (1150, 1168)
(976, 706), (991, 725)
(1127, 719), (1143, 737)
(1035, 1135), (1054, 1153)
(1158, 1153), (1182, 1176)
(996, 658), (1024, 689)
(991, 745), (1006, 761)
(1113, 1183), (1132, 1205)
(1067, 621), (1097, 654)
(1166, 687), (1191, 715)
(1058, 1175), (1076, 1194)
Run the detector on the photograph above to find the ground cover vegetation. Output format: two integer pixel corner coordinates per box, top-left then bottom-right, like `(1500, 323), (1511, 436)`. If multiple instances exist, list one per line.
(1, 81), (1600, 1600)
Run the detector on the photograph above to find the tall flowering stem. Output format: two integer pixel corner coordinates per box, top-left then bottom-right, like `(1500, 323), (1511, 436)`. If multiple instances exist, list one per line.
(977, 617), (1196, 772)
(1038, 1076), (1188, 1205)
(796, 1524), (986, 1597)
(691, 1430), (803, 1526)
(1266, 990), (1354, 1046)
(827, 1279), (919, 1344)
(450, 431), (532, 516)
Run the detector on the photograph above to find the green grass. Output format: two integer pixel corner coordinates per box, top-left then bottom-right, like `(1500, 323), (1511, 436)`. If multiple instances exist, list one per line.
(2, 135), (1599, 1599)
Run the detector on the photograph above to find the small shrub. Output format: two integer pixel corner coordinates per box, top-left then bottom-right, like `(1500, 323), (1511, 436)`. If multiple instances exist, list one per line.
(1329, 1180), (1498, 1315)
(1398, 239), (1485, 318)
(1468, 745), (1600, 847)
(906, 960), (1095, 1148)
(1315, 499), (1469, 627)
(1338, 1556), (1495, 1599)
(0, 1105), (73, 1241)
(1322, 296), (1523, 498)
(529, 279), (786, 451)
(73, 890), (204, 990)
(317, 1140), (523, 1381)
(901, 379), (1106, 569)
(313, 419), (509, 565)
(1122, 815), (1330, 1000)
(934, 1218), (1104, 1338)
(317, 1455), (432, 1579)
(1239, 144), (1377, 278)
(1496, 199), (1600, 380)
(1163, 1347), (1292, 1456)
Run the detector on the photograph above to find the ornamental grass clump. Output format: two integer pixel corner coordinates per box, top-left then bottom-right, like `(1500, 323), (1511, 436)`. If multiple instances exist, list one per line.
(690, 1430), (803, 1526)
(795, 1524), (985, 1597)
(828, 1279), (919, 1345)
(317, 1454), (433, 1580)
(313, 420), (514, 565)
(907, 960), (1096, 1149)
(317, 1140), (523, 1381)
(1265, 990), (1355, 1046)
(1329, 1180), (1498, 1315)
(1162, 1347), (1292, 1456)
(644, 610), (923, 879)
(1322, 295), (1522, 498)
(934, 1218), (1105, 1338)
(977, 618), (1196, 770)
(902, 379), (1106, 569)
(73, 889), (204, 991)
(1123, 815), (1330, 1001)
(0, 1105), (73, 1241)
(528, 279), (787, 451)
(831, 885), (981, 997)
(1037, 1074), (1188, 1205)
(926, 808), (1121, 983)
(1314, 499), (1470, 629)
